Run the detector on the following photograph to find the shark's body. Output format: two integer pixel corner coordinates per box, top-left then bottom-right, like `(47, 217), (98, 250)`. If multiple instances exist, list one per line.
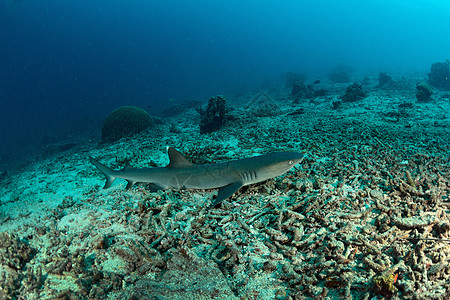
(90, 147), (303, 208)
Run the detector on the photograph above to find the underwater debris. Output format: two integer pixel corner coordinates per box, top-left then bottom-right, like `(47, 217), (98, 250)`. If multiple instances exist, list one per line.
(416, 81), (434, 102)
(196, 95), (229, 134)
(340, 82), (367, 102)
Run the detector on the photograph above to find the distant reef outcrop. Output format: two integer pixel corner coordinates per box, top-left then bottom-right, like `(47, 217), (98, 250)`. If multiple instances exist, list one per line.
(429, 61), (450, 90)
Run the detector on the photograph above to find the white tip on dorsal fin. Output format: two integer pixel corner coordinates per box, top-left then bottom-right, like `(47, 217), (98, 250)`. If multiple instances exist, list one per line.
(166, 147), (193, 168)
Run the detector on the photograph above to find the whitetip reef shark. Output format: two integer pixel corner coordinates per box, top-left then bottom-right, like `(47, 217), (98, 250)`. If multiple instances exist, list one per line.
(89, 147), (303, 208)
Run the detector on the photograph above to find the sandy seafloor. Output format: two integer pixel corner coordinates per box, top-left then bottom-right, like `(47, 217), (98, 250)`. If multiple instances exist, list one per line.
(1, 75), (450, 299)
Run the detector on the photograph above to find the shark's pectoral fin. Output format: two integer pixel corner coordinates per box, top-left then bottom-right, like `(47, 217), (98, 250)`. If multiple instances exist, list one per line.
(209, 182), (243, 209)
(125, 180), (135, 190)
(147, 183), (166, 192)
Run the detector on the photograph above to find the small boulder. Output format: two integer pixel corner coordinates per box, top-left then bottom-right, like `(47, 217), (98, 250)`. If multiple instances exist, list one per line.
(416, 82), (433, 102)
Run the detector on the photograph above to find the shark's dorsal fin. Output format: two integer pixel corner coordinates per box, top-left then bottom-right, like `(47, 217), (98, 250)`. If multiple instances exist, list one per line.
(166, 147), (193, 168)
(123, 161), (134, 171)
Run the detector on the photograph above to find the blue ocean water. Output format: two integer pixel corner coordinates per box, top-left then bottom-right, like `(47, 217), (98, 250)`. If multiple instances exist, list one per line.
(0, 0), (449, 170)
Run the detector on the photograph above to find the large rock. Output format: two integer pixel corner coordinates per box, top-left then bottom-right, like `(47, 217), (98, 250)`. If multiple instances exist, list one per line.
(196, 95), (228, 134)
(101, 106), (154, 143)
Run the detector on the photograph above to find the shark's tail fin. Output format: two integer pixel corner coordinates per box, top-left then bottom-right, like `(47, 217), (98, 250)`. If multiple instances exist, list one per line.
(89, 157), (116, 189)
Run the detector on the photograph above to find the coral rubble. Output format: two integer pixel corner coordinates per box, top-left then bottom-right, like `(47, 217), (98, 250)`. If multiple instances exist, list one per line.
(0, 232), (36, 299)
(1, 75), (450, 299)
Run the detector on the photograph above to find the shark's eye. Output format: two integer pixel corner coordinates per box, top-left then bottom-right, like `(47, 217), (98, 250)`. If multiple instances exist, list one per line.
(289, 160), (294, 164)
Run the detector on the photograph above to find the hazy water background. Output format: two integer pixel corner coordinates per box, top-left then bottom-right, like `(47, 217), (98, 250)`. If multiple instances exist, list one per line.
(1, 0), (449, 170)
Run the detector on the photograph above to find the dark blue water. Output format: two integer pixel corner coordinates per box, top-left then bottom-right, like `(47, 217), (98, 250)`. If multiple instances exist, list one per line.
(1, 0), (449, 170)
